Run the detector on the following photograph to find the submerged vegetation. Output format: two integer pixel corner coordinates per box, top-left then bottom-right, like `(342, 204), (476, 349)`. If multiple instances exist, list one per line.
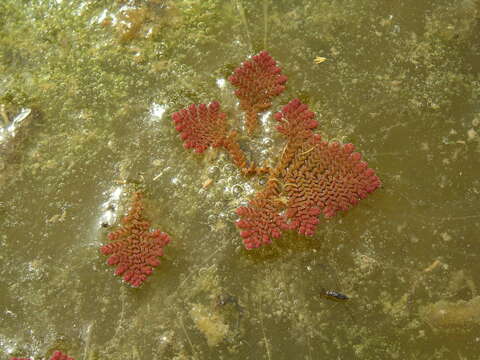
(0, 0), (479, 359)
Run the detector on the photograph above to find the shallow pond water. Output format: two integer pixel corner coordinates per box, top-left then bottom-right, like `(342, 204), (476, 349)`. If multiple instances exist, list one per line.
(1, 0), (480, 359)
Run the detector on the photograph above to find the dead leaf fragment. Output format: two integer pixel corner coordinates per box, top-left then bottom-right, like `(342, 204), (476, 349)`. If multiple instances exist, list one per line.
(202, 178), (213, 189)
(314, 56), (327, 64)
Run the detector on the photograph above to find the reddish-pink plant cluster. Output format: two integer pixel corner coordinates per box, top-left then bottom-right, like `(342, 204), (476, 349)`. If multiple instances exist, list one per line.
(100, 191), (171, 287)
(172, 52), (287, 155)
(282, 136), (380, 234)
(172, 103), (270, 175)
(172, 52), (381, 250)
(228, 50), (288, 133)
(50, 351), (74, 360)
(234, 99), (381, 248)
(274, 98), (318, 142)
(11, 350), (74, 360)
(172, 101), (227, 153)
(236, 197), (290, 249)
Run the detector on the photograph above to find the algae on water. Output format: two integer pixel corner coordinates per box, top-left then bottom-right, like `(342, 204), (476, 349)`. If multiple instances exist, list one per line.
(421, 296), (480, 329)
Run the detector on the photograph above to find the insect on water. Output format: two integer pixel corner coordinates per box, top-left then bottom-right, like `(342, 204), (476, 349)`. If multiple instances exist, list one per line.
(320, 288), (350, 302)
(317, 263), (356, 321)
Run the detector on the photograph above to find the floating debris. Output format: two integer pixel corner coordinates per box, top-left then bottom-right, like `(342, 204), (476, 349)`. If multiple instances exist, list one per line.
(313, 56), (327, 64)
(420, 296), (480, 329)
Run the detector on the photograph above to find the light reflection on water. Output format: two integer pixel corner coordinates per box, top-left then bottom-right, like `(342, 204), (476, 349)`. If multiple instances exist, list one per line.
(0, 108), (31, 142)
(97, 186), (124, 228)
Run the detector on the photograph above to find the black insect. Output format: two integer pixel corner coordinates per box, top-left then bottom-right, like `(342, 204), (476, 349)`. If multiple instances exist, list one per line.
(320, 288), (350, 302)
(316, 263), (355, 320)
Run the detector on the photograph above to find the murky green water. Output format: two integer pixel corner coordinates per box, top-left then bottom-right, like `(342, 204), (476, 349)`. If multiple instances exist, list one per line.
(1, 0), (479, 359)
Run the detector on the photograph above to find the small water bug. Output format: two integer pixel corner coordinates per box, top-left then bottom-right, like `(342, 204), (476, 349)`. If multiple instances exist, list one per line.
(321, 288), (350, 302)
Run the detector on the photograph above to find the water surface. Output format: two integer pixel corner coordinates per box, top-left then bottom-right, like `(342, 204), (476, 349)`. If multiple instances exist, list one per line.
(1, 0), (479, 359)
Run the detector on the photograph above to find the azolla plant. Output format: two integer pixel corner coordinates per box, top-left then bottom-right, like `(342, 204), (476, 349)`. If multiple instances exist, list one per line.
(172, 51), (381, 250)
(100, 191), (171, 287)
(11, 350), (74, 360)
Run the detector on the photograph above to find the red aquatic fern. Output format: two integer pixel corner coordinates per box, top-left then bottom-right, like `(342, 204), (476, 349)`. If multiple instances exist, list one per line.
(282, 135), (381, 235)
(236, 197), (290, 249)
(235, 100), (381, 247)
(11, 351), (74, 360)
(273, 98), (319, 171)
(274, 98), (318, 142)
(172, 103), (270, 176)
(49, 351), (75, 360)
(228, 51), (288, 134)
(222, 130), (270, 175)
(171, 53), (381, 250)
(100, 191), (171, 287)
(172, 101), (228, 153)
(172, 51), (287, 175)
